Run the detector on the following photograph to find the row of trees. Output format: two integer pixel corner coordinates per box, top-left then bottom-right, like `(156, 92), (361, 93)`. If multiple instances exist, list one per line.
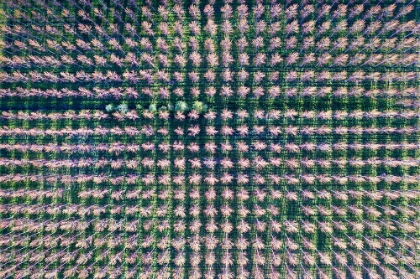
(0, 126), (417, 137)
(0, 173), (418, 185)
(7, 29), (419, 52)
(1, 141), (417, 154)
(0, 178), (415, 203)
(0, 86), (417, 99)
(0, 157), (418, 169)
(2, 108), (418, 120)
(1, 187), (417, 201)
(3, 50), (419, 68)
(1, 70), (418, 84)
(1, 200), (417, 218)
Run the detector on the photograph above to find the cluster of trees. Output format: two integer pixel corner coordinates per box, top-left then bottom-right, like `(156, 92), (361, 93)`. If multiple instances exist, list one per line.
(0, 214), (417, 279)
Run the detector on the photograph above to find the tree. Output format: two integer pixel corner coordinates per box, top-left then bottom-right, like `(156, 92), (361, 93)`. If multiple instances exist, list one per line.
(189, 51), (202, 66)
(204, 71), (216, 82)
(175, 101), (188, 112)
(206, 53), (218, 67)
(222, 52), (234, 66)
(237, 86), (250, 98)
(191, 101), (207, 113)
(254, 53), (266, 66)
(117, 104), (129, 114)
(204, 19), (217, 35)
(105, 104), (114, 112)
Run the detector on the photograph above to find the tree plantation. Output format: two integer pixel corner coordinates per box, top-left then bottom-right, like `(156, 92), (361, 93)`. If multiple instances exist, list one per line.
(0, 0), (419, 279)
